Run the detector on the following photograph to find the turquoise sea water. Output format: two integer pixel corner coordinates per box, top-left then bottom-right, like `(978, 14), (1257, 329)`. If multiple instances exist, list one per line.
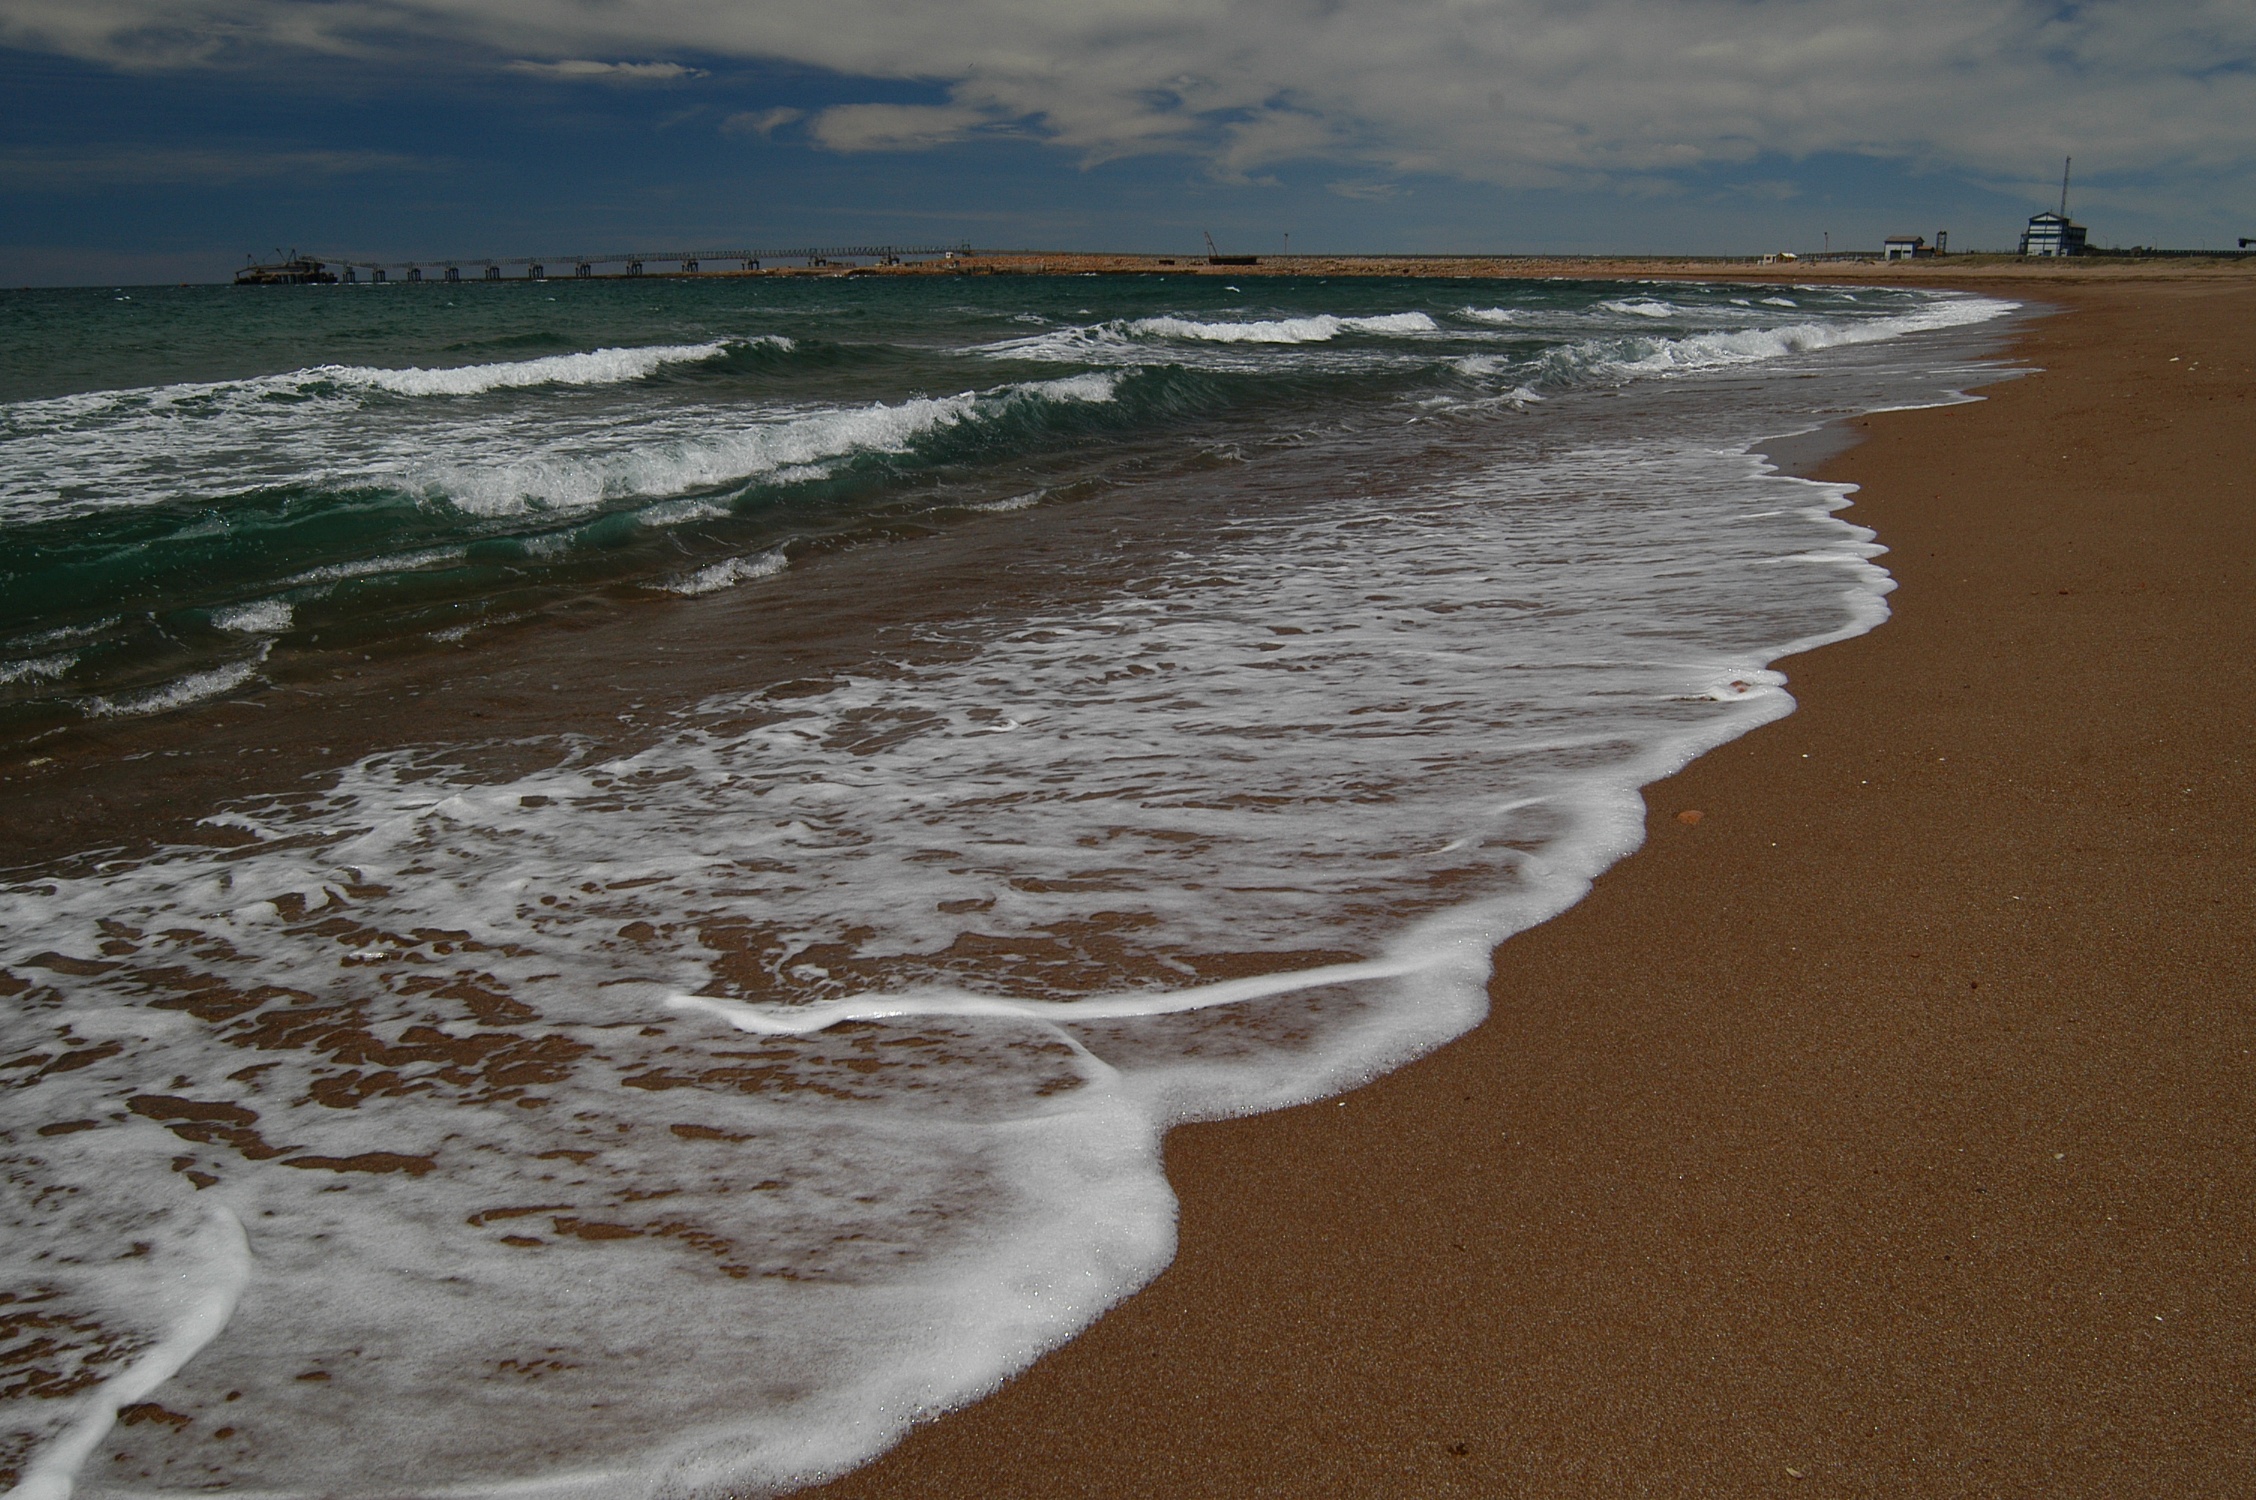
(5, 275), (1986, 728)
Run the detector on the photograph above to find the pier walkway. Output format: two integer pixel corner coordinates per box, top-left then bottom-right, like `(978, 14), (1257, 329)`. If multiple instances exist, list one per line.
(322, 243), (973, 283)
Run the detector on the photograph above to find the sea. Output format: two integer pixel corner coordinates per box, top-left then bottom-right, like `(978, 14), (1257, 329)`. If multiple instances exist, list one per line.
(0, 272), (2019, 1498)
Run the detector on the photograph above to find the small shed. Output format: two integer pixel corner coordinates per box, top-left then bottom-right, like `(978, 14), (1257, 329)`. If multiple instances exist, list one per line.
(1883, 235), (1928, 261)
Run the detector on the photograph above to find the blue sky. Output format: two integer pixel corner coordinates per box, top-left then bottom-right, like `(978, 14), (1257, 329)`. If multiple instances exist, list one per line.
(3, 0), (2251, 284)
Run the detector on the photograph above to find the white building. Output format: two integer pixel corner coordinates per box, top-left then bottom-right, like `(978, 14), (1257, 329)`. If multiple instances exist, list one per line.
(2020, 211), (2087, 256)
(1883, 235), (1929, 261)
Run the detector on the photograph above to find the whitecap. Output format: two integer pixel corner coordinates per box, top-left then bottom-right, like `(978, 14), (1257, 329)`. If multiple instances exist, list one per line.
(210, 599), (293, 634)
(83, 654), (265, 717)
(1128, 311), (1438, 344)
(419, 375), (1121, 517)
(0, 653), (75, 686)
(324, 341), (736, 398)
(660, 551), (789, 596)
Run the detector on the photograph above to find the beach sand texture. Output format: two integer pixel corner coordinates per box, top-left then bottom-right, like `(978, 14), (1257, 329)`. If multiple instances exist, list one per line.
(806, 281), (2256, 1497)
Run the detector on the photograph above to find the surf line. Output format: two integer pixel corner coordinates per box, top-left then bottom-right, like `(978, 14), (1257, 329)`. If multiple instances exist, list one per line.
(666, 951), (1446, 1037)
(15, 1206), (251, 1500)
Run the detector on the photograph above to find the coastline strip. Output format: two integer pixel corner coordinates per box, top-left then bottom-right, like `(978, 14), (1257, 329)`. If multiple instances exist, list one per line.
(802, 277), (2256, 1496)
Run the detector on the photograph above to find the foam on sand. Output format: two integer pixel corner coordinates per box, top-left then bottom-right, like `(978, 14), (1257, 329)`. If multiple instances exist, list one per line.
(3, 430), (1905, 1497)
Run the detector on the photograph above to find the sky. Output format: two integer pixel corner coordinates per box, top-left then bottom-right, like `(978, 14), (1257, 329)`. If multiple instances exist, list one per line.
(2, 0), (2252, 284)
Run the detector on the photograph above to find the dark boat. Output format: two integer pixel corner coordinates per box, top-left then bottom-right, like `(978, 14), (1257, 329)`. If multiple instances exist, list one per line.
(235, 254), (337, 286)
(1203, 231), (1260, 267)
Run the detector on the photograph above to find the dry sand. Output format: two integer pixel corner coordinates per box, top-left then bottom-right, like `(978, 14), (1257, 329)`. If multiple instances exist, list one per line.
(806, 279), (2256, 1497)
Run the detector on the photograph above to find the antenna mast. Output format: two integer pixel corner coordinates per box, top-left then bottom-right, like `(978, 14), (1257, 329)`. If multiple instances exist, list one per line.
(2060, 157), (2072, 218)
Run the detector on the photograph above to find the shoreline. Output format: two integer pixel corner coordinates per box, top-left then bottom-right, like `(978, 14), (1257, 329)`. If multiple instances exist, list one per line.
(5, 271), (2245, 1494)
(35, 253), (2253, 291)
(934, 254), (2256, 286)
(802, 279), (2256, 1494)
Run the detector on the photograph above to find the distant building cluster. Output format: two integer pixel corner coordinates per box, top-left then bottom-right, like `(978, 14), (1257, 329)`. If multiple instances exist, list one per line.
(1868, 159), (2094, 258)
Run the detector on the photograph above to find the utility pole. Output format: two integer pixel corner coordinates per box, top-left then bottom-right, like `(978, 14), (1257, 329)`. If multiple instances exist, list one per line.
(2060, 157), (2072, 217)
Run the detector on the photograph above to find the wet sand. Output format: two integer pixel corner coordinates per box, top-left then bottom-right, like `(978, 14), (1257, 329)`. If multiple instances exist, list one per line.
(806, 281), (2256, 1496)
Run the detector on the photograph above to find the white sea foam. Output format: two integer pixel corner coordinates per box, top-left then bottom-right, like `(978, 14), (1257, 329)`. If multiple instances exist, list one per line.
(2, 427), (1915, 1497)
(979, 310), (1442, 366)
(82, 649), (267, 718)
(661, 550), (789, 596)
(209, 599), (292, 634)
(967, 490), (1047, 513)
(1129, 311), (1438, 343)
(0, 652), (75, 686)
(1543, 293), (2017, 384)
(280, 546), (467, 589)
(9, 1208), (249, 1500)
(0, 342), (759, 523)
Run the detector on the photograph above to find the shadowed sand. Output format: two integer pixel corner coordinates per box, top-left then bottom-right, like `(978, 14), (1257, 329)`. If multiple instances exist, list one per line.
(805, 279), (2256, 1496)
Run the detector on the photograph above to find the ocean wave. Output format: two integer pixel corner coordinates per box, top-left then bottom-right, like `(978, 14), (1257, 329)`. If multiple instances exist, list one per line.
(419, 372), (1122, 516)
(277, 546), (469, 590)
(83, 651), (266, 718)
(660, 550), (790, 596)
(1599, 298), (1677, 318)
(4, 341), (757, 432)
(0, 652), (74, 687)
(318, 340), (748, 397)
(980, 310), (1441, 362)
(1129, 311), (1440, 343)
(1536, 294), (2017, 385)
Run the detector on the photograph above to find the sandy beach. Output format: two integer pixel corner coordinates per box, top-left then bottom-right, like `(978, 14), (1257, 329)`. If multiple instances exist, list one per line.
(800, 276), (2256, 1496)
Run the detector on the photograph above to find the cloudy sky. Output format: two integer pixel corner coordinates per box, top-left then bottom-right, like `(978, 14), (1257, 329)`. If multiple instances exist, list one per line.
(3, 0), (2251, 282)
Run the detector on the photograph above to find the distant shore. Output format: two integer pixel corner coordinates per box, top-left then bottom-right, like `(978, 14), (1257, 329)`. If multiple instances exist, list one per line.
(803, 274), (2256, 1496)
(189, 251), (2256, 289)
(924, 251), (2256, 285)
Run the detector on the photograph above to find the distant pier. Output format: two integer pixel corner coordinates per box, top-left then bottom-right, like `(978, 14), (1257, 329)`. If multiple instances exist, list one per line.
(287, 243), (975, 285)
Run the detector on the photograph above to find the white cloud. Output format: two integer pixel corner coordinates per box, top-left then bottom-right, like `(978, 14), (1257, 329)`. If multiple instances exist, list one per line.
(5, 0), (2251, 203)
(721, 106), (805, 137)
(505, 58), (703, 80)
(807, 102), (991, 153)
